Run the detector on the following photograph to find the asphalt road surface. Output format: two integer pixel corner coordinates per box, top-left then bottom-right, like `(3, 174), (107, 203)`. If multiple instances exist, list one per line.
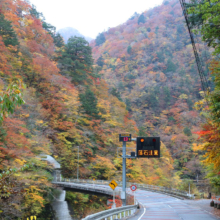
(129, 189), (219, 220)
(72, 183), (220, 220)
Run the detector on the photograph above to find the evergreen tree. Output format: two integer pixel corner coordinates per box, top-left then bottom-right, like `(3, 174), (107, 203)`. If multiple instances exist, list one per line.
(30, 5), (56, 36)
(110, 88), (122, 101)
(163, 86), (171, 104)
(79, 87), (100, 118)
(95, 33), (106, 46)
(138, 14), (146, 25)
(97, 56), (104, 67)
(129, 12), (139, 20)
(177, 24), (184, 34)
(165, 58), (177, 73)
(0, 15), (19, 47)
(183, 127), (192, 136)
(53, 33), (65, 48)
(156, 51), (165, 62)
(127, 45), (132, 54)
(125, 98), (132, 111)
(58, 36), (94, 84)
(155, 26), (159, 35)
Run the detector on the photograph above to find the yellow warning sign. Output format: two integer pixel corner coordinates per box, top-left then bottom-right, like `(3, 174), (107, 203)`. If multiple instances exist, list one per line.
(109, 180), (118, 190)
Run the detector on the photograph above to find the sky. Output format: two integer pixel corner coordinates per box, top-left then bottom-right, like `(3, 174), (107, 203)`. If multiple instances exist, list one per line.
(29, 0), (164, 39)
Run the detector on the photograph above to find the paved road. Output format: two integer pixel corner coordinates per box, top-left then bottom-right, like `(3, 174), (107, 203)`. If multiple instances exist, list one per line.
(129, 189), (219, 220)
(84, 184), (219, 220)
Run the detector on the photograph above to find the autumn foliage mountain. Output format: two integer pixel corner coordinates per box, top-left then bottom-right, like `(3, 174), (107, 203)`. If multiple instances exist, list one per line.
(0, 0), (177, 218)
(90, 0), (212, 180)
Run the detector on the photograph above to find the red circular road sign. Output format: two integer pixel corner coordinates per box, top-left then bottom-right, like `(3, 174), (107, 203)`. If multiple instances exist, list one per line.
(130, 185), (137, 191)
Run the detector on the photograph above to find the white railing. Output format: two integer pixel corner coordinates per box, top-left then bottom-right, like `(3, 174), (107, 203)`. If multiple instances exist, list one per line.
(53, 176), (194, 199)
(53, 177), (138, 220)
(53, 181), (121, 197)
(52, 177), (195, 219)
(82, 204), (138, 220)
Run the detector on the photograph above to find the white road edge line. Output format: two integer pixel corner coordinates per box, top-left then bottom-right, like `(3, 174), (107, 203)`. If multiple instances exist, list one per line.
(138, 202), (146, 220)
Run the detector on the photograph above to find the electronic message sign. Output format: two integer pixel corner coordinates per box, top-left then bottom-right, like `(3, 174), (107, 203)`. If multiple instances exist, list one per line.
(136, 137), (160, 158)
(119, 134), (131, 142)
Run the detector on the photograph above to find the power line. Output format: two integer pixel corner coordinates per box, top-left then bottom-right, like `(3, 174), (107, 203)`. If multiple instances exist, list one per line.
(179, 0), (211, 103)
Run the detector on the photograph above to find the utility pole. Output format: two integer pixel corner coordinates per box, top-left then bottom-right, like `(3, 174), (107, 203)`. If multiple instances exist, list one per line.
(77, 146), (79, 180)
(122, 141), (126, 206)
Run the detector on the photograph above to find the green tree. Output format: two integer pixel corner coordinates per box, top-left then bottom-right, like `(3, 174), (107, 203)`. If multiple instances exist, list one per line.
(187, 0), (220, 55)
(0, 15), (19, 47)
(110, 88), (122, 101)
(138, 13), (146, 25)
(127, 45), (132, 54)
(165, 58), (177, 73)
(95, 33), (106, 46)
(125, 98), (132, 112)
(183, 127), (192, 136)
(58, 36), (94, 84)
(30, 5), (56, 36)
(79, 87), (100, 118)
(129, 12), (139, 20)
(53, 33), (65, 48)
(156, 51), (165, 62)
(163, 86), (171, 104)
(0, 81), (25, 125)
(97, 56), (104, 67)
(177, 24), (184, 34)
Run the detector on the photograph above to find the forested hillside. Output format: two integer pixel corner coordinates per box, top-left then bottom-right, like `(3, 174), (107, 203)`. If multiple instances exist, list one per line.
(91, 0), (212, 180)
(0, 0), (177, 218)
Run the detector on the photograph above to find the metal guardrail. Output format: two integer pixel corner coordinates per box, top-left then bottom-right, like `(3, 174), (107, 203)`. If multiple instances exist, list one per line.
(52, 177), (194, 219)
(53, 181), (121, 197)
(53, 177), (138, 220)
(55, 177), (194, 199)
(82, 204), (138, 220)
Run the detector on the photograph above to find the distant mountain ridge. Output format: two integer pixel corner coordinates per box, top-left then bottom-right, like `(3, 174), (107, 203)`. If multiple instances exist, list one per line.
(58, 27), (93, 43)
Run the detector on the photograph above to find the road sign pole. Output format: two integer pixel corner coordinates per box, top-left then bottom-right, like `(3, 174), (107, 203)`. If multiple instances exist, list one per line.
(113, 189), (116, 208)
(77, 146), (79, 180)
(122, 141), (126, 206)
(134, 191), (135, 205)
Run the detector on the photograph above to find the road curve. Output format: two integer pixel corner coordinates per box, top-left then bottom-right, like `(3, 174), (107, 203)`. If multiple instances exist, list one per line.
(78, 184), (219, 219)
(129, 189), (219, 220)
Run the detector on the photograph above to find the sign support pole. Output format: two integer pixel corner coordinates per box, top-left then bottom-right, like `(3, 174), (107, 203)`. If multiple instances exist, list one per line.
(122, 141), (126, 206)
(113, 189), (116, 208)
(109, 180), (118, 208)
(134, 191), (135, 205)
(77, 146), (79, 180)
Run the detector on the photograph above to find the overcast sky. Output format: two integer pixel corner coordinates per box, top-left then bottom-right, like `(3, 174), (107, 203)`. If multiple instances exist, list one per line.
(29, 0), (164, 39)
